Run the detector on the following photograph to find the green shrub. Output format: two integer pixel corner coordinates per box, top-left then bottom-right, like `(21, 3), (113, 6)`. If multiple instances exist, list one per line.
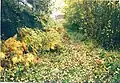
(93, 52), (120, 83)
(19, 28), (63, 54)
(64, 0), (120, 50)
(67, 31), (87, 43)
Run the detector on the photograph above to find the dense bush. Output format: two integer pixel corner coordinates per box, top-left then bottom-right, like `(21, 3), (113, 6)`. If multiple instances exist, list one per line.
(18, 27), (64, 54)
(64, 0), (120, 50)
(0, 37), (38, 73)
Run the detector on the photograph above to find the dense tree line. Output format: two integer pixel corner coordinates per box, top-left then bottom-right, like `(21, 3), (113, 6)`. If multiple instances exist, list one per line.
(64, 0), (120, 50)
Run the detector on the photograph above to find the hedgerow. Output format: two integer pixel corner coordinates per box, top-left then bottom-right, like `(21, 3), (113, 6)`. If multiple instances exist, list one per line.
(64, 0), (120, 50)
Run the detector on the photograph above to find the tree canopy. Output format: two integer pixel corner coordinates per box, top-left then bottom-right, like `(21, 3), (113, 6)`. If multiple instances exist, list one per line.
(1, 0), (52, 39)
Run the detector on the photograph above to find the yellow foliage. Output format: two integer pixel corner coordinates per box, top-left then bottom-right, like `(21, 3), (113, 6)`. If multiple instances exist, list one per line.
(11, 55), (25, 64)
(4, 36), (27, 56)
(12, 56), (19, 64)
(1, 36), (37, 68)
(25, 62), (30, 67)
(25, 53), (35, 62)
(0, 66), (3, 72)
(0, 52), (5, 59)
(5, 37), (21, 50)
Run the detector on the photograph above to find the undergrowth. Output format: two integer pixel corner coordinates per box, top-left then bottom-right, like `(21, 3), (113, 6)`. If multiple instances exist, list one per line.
(0, 36), (120, 82)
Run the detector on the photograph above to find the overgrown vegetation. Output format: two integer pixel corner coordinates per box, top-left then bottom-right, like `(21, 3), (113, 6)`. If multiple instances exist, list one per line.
(1, 39), (120, 82)
(0, 36), (38, 67)
(1, 0), (120, 82)
(19, 27), (64, 54)
(64, 0), (120, 50)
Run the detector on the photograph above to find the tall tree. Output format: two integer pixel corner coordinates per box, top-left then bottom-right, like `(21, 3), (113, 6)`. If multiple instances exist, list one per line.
(1, 0), (52, 39)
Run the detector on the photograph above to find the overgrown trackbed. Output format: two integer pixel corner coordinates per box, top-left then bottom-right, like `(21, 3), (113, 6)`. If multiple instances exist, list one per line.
(24, 41), (120, 82)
